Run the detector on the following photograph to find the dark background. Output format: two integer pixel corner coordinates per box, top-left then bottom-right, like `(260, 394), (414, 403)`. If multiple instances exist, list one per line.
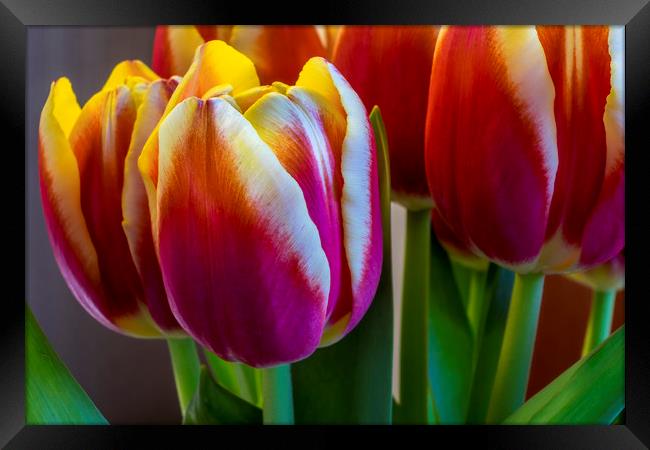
(26, 26), (624, 425)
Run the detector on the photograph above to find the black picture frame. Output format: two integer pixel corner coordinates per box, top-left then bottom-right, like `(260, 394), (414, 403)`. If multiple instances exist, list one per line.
(3, 0), (649, 448)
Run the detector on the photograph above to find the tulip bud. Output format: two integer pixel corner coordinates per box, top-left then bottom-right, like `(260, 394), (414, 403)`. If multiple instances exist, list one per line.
(140, 42), (382, 367)
(425, 26), (624, 273)
(152, 25), (327, 85)
(333, 26), (439, 210)
(39, 61), (183, 336)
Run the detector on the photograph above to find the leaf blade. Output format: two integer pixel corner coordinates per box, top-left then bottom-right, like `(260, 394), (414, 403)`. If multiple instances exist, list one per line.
(184, 366), (262, 425)
(505, 326), (624, 424)
(26, 306), (108, 424)
(466, 266), (515, 423)
(427, 235), (474, 423)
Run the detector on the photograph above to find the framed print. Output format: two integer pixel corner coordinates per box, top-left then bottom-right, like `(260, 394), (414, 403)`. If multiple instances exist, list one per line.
(3, 0), (649, 448)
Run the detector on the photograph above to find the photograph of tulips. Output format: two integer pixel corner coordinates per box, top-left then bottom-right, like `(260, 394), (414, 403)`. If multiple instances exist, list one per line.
(27, 25), (624, 426)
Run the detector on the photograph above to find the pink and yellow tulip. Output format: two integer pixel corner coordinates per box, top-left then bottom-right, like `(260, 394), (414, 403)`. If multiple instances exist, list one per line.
(425, 26), (624, 273)
(40, 39), (382, 367)
(39, 61), (182, 336)
(138, 40), (383, 367)
(333, 26), (439, 210)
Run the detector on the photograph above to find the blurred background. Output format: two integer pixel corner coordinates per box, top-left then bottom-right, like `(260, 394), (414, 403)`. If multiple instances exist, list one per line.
(27, 27), (624, 424)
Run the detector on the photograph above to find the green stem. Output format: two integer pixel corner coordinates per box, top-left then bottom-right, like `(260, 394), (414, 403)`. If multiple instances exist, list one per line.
(451, 259), (472, 309)
(465, 267), (490, 418)
(466, 269), (489, 343)
(167, 338), (201, 417)
(262, 364), (294, 424)
(398, 208), (431, 424)
(486, 272), (545, 423)
(582, 289), (617, 356)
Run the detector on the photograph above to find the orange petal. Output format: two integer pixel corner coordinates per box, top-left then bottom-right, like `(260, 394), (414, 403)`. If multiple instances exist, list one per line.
(229, 26), (326, 85)
(152, 26), (205, 78)
(333, 26), (439, 209)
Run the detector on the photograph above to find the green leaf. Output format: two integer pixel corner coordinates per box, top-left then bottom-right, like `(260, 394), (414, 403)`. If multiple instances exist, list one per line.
(184, 366), (262, 424)
(466, 265), (515, 423)
(26, 306), (107, 424)
(290, 106), (393, 424)
(505, 326), (624, 424)
(427, 234), (474, 423)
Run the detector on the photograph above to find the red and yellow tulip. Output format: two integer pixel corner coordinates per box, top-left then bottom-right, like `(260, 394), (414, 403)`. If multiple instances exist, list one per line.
(152, 25), (328, 85)
(137, 40), (382, 367)
(333, 26), (439, 210)
(39, 61), (183, 337)
(40, 40), (382, 367)
(425, 26), (624, 273)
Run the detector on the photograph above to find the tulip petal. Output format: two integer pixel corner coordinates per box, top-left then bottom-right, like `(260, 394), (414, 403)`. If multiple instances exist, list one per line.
(296, 57), (383, 340)
(426, 26), (558, 271)
(244, 92), (342, 317)
(122, 78), (182, 333)
(139, 40), (260, 241)
(333, 26), (438, 209)
(102, 60), (159, 92)
(68, 84), (159, 336)
(233, 85), (280, 112)
(152, 26), (205, 78)
(39, 79), (104, 325)
(229, 26), (326, 85)
(156, 97), (330, 366)
(536, 26), (612, 269)
(39, 79), (158, 336)
(578, 27), (625, 267)
(167, 39), (260, 102)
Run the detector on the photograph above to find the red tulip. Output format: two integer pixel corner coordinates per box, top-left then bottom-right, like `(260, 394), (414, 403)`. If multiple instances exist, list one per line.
(333, 26), (439, 210)
(39, 61), (183, 336)
(425, 26), (624, 273)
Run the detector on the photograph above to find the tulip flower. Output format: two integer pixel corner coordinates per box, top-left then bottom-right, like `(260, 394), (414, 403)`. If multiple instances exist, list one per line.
(152, 25), (327, 85)
(333, 26), (439, 210)
(138, 40), (382, 368)
(39, 60), (183, 336)
(425, 26), (624, 274)
(425, 26), (624, 422)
